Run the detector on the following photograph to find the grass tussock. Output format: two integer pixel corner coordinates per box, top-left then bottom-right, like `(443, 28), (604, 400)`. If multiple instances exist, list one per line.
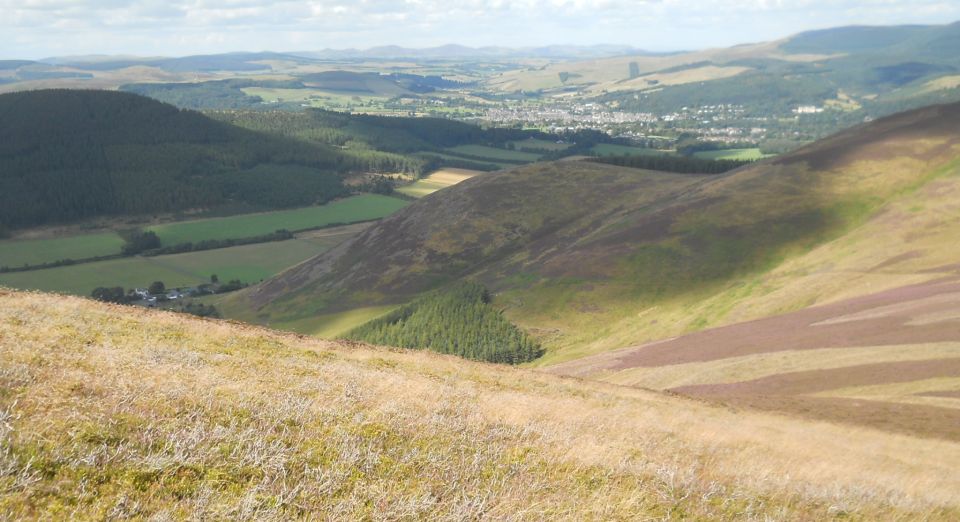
(2, 289), (960, 519)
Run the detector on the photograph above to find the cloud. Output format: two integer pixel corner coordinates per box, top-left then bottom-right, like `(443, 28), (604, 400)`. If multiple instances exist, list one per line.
(2, 0), (958, 58)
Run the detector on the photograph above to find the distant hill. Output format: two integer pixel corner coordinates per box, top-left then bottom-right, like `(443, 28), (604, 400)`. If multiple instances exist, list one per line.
(0, 89), (354, 228)
(780, 22), (960, 58)
(226, 101), (960, 365)
(295, 44), (643, 60)
(488, 22), (960, 119)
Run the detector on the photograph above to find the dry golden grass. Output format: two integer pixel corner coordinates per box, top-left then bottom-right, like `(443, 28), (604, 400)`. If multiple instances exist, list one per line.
(2, 290), (960, 519)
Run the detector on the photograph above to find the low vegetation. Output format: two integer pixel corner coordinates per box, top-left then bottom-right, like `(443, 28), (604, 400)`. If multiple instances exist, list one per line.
(146, 195), (407, 246)
(591, 153), (753, 174)
(2, 290), (958, 519)
(0, 234), (351, 296)
(344, 282), (543, 364)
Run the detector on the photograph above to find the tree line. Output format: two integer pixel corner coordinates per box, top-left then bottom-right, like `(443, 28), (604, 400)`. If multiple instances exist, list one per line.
(590, 154), (753, 174)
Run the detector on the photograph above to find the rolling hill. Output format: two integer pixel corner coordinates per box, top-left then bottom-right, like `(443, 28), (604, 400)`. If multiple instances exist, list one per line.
(487, 22), (960, 117)
(2, 289), (959, 519)
(225, 100), (960, 369)
(0, 90), (379, 228)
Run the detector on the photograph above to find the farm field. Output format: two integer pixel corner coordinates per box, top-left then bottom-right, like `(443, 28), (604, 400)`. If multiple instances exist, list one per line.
(0, 232), (124, 268)
(509, 138), (572, 151)
(147, 194), (408, 245)
(692, 147), (771, 160)
(414, 151), (513, 169)
(590, 143), (667, 156)
(396, 168), (482, 198)
(0, 234), (350, 296)
(444, 144), (542, 162)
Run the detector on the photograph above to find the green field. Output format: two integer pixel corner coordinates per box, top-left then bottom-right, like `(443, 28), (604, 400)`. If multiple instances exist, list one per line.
(415, 151), (514, 169)
(590, 144), (668, 157)
(148, 195), (408, 246)
(0, 232), (125, 269)
(444, 145), (542, 162)
(692, 148), (771, 161)
(0, 236), (341, 296)
(509, 138), (572, 152)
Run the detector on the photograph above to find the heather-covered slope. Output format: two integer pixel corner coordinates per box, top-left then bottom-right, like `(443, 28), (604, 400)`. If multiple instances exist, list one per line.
(227, 102), (960, 364)
(2, 289), (959, 519)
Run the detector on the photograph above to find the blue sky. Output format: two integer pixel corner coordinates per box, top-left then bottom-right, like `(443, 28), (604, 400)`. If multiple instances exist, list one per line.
(3, 0), (959, 59)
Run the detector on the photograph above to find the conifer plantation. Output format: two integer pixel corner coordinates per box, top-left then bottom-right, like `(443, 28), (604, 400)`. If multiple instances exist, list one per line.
(0, 90), (355, 228)
(344, 282), (543, 364)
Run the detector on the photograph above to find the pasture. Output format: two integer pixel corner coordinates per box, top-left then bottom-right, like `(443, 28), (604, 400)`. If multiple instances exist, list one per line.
(0, 235), (347, 296)
(396, 168), (482, 198)
(509, 138), (572, 151)
(692, 148), (770, 161)
(0, 232), (125, 269)
(590, 144), (667, 156)
(148, 195), (408, 246)
(444, 144), (542, 163)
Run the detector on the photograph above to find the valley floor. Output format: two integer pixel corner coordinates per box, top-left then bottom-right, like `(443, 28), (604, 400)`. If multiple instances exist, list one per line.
(2, 290), (960, 519)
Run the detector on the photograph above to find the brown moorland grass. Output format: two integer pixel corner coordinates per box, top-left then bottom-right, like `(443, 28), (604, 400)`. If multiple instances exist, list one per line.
(3, 289), (960, 519)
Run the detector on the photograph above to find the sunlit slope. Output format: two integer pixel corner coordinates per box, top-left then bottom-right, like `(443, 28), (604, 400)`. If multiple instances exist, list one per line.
(548, 275), (960, 440)
(228, 102), (960, 364)
(225, 161), (710, 330)
(2, 290), (960, 519)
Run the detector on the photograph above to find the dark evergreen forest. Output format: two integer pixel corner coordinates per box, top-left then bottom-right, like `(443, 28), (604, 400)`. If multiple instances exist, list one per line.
(591, 154), (752, 174)
(343, 282), (543, 364)
(0, 90), (363, 228)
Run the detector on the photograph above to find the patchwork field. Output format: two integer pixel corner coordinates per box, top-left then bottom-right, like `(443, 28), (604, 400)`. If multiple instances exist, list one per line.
(590, 143), (667, 156)
(0, 232), (124, 268)
(549, 276), (960, 440)
(509, 138), (572, 151)
(147, 195), (408, 245)
(0, 229), (360, 296)
(396, 168), (483, 198)
(444, 144), (542, 163)
(2, 290), (960, 519)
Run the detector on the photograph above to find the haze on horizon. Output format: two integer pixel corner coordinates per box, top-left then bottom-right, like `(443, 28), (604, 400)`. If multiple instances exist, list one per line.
(3, 0), (960, 60)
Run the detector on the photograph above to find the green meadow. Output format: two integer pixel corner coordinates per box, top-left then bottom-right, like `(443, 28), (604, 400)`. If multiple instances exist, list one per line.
(590, 144), (667, 157)
(148, 195), (408, 245)
(0, 232), (125, 269)
(444, 145), (542, 162)
(0, 236), (340, 296)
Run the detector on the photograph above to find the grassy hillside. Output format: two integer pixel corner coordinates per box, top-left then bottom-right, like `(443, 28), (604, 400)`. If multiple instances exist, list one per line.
(2, 290), (959, 519)
(549, 274), (960, 441)
(489, 23), (960, 123)
(226, 101), (960, 365)
(0, 90), (365, 228)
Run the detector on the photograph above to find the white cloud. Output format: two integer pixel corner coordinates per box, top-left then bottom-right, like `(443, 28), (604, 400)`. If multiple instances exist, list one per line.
(1, 0), (958, 58)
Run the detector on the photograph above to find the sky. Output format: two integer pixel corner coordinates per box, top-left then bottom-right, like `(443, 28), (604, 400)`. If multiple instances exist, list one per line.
(3, 0), (959, 59)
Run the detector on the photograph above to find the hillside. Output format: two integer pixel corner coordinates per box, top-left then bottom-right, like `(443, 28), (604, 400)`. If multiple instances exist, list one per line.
(225, 101), (960, 364)
(0, 89), (359, 228)
(2, 289), (960, 519)
(487, 22), (960, 118)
